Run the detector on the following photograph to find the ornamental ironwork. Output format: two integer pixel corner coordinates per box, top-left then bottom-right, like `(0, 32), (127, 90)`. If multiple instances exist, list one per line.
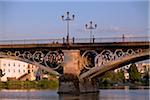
(0, 50), (64, 70)
(82, 49), (143, 69)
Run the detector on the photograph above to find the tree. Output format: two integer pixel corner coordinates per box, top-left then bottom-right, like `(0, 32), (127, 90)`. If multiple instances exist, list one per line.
(117, 69), (125, 83)
(128, 63), (141, 83)
(0, 69), (5, 81)
(99, 70), (120, 86)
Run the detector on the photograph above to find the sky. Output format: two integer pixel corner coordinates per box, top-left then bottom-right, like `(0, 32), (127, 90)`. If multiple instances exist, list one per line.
(0, 0), (149, 40)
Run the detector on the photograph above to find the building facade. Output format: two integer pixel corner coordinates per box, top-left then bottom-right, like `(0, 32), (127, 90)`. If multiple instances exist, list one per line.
(0, 58), (39, 81)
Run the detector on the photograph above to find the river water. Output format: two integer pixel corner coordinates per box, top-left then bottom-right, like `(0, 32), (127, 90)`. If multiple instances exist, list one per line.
(0, 89), (149, 100)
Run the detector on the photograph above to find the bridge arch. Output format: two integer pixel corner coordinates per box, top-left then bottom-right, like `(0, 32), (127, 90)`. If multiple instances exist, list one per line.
(79, 50), (150, 80)
(82, 50), (98, 69)
(0, 55), (60, 76)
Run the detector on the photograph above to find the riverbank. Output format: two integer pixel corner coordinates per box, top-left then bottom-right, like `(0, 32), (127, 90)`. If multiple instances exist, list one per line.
(99, 85), (149, 90)
(0, 80), (59, 90)
(99, 82), (149, 89)
(0, 80), (149, 90)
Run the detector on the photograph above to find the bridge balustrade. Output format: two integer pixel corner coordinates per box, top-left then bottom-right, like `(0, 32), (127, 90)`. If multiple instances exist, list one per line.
(74, 37), (149, 43)
(0, 37), (149, 45)
(0, 39), (63, 45)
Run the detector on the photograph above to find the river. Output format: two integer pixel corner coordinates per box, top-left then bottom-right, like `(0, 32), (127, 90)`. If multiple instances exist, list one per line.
(0, 89), (149, 100)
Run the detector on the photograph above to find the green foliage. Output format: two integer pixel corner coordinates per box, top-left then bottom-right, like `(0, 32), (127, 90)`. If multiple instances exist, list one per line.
(37, 80), (59, 89)
(117, 69), (125, 83)
(99, 70), (125, 87)
(128, 63), (141, 83)
(0, 80), (59, 90)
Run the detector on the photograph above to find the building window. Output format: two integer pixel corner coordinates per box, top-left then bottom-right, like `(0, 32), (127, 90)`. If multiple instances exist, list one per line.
(8, 63), (10, 66)
(3, 69), (5, 72)
(18, 64), (20, 67)
(3, 63), (6, 66)
(13, 63), (15, 66)
(28, 65), (30, 68)
(23, 70), (25, 73)
(18, 69), (20, 73)
(28, 70), (30, 74)
(8, 69), (10, 72)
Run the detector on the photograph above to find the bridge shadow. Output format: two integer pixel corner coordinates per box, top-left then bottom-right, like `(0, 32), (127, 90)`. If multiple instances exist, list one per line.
(58, 92), (99, 100)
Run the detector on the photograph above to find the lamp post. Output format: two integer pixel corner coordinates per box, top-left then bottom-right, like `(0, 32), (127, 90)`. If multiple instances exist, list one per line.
(85, 21), (97, 43)
(61, 12), (75, 44)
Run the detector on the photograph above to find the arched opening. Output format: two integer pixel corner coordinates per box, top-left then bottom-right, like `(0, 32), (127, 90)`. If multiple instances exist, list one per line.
(80, 50), (150, 79)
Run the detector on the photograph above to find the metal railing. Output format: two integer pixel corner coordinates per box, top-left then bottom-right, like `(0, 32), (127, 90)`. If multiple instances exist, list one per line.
(0, 39), (63, 45)
(0, 37), (149, 45)
(73, 37), (149, 43)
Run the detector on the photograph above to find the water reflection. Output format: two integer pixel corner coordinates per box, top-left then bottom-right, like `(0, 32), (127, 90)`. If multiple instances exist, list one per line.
(99, 89), (149, 100)
(59, 93), (99, 100)
(0, 89), (149, 100)
(0, 89), (58, 100)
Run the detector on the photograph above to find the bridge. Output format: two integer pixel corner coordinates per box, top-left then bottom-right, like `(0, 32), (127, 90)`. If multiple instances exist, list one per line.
(0, 37), (149, 94)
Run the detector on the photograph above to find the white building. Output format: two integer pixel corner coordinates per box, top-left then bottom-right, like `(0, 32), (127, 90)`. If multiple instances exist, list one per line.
(124, 70), (129, 80)
(0, 58), (39, 81)
(136, 63), (150, 74)
(27, 64), (39, 81)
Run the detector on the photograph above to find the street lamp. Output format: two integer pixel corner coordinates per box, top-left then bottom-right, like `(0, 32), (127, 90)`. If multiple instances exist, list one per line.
(61, 12), (75, 44)
(85, 21), (97, 43)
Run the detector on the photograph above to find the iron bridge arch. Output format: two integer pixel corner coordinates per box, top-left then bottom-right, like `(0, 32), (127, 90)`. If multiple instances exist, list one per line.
(80, 49), (150, 79)
(0, 49), (65, 75)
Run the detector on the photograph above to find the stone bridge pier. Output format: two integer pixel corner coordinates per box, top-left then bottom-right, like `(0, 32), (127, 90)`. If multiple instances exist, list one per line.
(58, 50), (99, 94)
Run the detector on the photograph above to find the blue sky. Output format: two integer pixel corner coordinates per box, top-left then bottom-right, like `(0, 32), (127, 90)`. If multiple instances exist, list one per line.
(0, 0), (149, 40)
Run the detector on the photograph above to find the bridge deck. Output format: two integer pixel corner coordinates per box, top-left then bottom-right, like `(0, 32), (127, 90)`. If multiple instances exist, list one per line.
(0, 42), (149, 49)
